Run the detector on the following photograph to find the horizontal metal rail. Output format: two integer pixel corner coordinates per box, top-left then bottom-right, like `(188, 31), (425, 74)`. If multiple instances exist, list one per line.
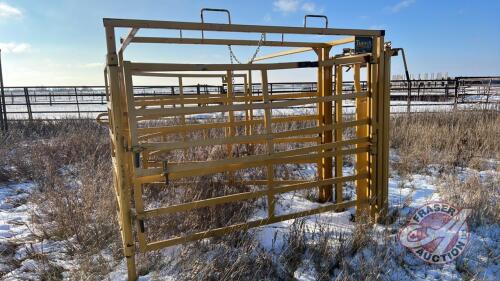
(103, 18), (384, 36)
(143, 199), (356, 251)
(135, 91), (368, 118)
(135, 138), (370, 182)
(138, 173), (366, 219)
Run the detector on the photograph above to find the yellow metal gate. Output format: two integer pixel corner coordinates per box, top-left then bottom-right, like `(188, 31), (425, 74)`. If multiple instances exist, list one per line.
(101, 11), (391, 280)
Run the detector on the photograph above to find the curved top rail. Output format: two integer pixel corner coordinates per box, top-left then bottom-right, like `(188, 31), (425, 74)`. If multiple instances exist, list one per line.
(304, 15), (328, 28)
(201, 8), (231, 40)
(201, 8), (231, 24)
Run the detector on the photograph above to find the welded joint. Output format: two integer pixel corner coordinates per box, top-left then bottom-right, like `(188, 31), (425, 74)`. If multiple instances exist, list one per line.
(124, 243), (135, 257)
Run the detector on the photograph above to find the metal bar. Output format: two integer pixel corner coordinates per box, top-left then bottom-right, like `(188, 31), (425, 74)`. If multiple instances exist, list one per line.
(127, 55), (369, 72)
(103, 18), (384, 36)
(261, 69), (275, 218)
(319, 47), (334, 203)
(104, 25), (137, 280)
(140, 119), (369, 152)
(354, 63), (370, 218)
(138, 174), (366, 219)
(74, 87), (81, 119)
(0, 49), (6, 130)
(254, 37), (354, 62)
(131, 37), (331, 48)
(144, 200), (356, 251)
(334, 64), (343, 204)
(23, 87), (33, 121)
(135, 91), (368, 118)
(135, 145), (370, 183)
(133, 72), (245, 78)
(119, 28), (139, 53)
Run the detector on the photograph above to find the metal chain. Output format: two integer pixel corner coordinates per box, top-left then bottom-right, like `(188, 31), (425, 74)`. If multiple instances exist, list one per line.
(228, 33), (265, 64)
(227, 33), (265, 92)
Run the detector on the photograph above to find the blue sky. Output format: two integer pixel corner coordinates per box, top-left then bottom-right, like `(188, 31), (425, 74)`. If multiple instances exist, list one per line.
(0, 0), (499, 86)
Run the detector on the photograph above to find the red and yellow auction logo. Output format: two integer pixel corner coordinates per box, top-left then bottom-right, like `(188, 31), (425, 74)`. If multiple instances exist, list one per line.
(398, 202), (471, 264)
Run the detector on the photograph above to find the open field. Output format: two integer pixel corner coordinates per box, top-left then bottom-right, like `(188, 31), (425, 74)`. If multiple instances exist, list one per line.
(0, 110), (498, 280)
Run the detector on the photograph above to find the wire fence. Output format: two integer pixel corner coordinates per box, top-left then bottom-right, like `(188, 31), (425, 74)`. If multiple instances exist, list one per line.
(0, 77), (498, 122)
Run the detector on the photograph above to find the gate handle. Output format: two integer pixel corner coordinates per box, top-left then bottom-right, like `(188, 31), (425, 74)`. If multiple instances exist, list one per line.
(304, 15), (328, 28)
(96, 112), (109, 126)
(201, 8), (231, 40)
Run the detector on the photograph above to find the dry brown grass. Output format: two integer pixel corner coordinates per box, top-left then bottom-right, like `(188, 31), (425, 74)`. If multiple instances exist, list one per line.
(0, 120), (120, 280)
(0, 109), (498, 280)
(390, 110), (499, 175)
(439, 173), (500, 227)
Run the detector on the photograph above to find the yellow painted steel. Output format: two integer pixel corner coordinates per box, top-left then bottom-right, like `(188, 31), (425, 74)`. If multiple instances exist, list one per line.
(102, 15), (390, 280)
(354, 63), (370, 218)
(318, 47), (333, 203)
(334, 65), (343, 204)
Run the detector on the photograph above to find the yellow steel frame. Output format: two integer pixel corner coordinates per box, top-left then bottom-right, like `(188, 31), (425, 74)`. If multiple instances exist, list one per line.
(102, 15), (390, 280)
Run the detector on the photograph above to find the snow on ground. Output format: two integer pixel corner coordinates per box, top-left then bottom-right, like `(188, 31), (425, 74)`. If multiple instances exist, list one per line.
(1, 157), (498, 280)
(0, 182), (79, 280)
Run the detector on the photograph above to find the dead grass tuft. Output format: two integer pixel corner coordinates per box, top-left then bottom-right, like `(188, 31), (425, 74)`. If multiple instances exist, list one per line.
(391, 110), (499, 175)
(439, 173), (500, 227)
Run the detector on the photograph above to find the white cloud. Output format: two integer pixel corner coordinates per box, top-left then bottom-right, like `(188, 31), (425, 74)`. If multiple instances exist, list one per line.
(273, 0), (300, 13)
(0, 2), (22, 18)
(0, 42), (31, 54)
(274, 0), (321, 14)
(301, 2), (316, 13)
(388, 0), (416, 13)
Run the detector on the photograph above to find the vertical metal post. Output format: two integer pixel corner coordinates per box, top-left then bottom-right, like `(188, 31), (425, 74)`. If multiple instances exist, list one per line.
(319, 48), (332, 203)
(0, 49), (7, 130)
(105, 25), (137, 281)
(178, 77), (187, 157)
(24, 87), (33, 121)
(334, 64), (343, 204)
(74, 87), (81, 119)
(354, 63), (369, 218)
(318, 47), (333, 203)
(372, 37), (389, 222)
(315, 48), (324, 202)
(248, 70), (254, 136)
(381, 43), (391, 220)
(261, 70), (275, 218)
(226, 70), (235, 155)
